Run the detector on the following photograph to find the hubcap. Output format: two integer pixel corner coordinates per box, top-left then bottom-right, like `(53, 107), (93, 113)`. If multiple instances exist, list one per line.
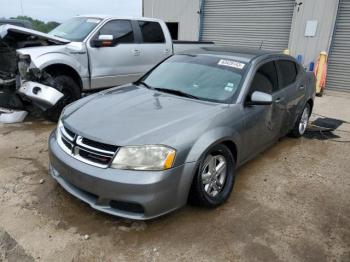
(201, 154), (227, 197)
(299, 107), (309, 135)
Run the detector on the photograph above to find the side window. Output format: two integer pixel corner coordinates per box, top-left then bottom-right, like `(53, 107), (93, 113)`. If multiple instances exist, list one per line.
(98, 20), (134, 43)
(277, 60), (297, 88)
(138, 21), (165, 43)
(249, 61), (278, 95)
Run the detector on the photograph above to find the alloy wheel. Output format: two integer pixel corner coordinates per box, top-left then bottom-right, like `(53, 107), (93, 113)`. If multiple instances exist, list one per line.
(201, 154), (227, 197)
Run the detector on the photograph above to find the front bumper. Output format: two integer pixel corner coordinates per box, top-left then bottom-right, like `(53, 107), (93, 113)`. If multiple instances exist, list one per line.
(18, 81), (63, 109)
(48, 131), (197, 220)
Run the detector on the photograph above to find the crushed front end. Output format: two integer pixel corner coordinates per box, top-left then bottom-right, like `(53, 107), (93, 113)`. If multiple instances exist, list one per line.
(0, 24), (67, 122)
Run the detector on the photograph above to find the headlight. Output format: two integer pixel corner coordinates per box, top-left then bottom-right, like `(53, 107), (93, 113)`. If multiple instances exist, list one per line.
(111, 145), (176, 171)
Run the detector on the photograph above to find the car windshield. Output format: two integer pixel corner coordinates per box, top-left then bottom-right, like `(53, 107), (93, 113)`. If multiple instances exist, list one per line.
(142, 54), (246, 103)
(48, 17), (101, 41)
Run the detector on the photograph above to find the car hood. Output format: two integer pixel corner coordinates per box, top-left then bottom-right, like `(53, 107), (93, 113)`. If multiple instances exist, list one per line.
(0, 24), (69, 46)
(63, 85), (227, 146)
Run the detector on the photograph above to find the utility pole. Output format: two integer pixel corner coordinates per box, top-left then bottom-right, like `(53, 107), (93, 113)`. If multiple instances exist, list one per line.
(19, 0), (24, 16)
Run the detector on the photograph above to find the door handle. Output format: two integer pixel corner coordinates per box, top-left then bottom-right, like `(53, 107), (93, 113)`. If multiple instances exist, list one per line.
(164, 48), (170, 55)
(132, 49), (141, 56)
(299, 85), (305, 90)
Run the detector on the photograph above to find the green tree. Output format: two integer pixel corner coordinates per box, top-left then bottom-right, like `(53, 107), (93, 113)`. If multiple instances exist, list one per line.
(10, 16), (60, 33)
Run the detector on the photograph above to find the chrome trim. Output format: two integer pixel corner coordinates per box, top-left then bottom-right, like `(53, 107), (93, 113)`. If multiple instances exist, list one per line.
(75, 146), (114, 160)
(61, 126), (74, 141)
(76, 136), (115, 155)
(73, 152), (111, 169)
(56, 126), (117, 169)
(57, 128), (74, 156)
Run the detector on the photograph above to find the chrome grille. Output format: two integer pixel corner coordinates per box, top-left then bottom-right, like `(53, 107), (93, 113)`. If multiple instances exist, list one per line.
(57, 124), (118, 168)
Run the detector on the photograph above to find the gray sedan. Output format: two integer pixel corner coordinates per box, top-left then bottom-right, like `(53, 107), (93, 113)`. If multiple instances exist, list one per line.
(48, 47), (315, 220)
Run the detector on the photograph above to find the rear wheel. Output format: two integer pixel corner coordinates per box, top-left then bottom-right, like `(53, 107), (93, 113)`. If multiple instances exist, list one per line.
(189, 144), (235, 207)
(45, 75), (81, 122)
(290, 103), (310, 137)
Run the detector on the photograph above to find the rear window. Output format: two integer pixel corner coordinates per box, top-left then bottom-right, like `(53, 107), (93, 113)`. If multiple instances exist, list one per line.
(277, 60), (297, 88)
(138, 21), (165, 43)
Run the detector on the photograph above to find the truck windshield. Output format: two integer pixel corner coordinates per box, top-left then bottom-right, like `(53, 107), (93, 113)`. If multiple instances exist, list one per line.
(49, 17), (101, 41)
(142, 54), (246, 103)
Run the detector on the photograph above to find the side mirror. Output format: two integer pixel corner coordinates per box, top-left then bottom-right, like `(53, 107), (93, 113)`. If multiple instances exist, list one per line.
(247, 91), (273, 106)
(91, 34), (114, 48)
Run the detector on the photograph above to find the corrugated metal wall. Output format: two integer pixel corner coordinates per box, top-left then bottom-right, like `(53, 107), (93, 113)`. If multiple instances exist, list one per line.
(201, 0), (295, 51)
(143, 0), (200, 40)
(327, 0), (350, 91)
(288, 0), (338, 68)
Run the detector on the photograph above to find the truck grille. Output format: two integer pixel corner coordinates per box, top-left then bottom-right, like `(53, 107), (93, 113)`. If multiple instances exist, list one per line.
(57, 124), (118, 168)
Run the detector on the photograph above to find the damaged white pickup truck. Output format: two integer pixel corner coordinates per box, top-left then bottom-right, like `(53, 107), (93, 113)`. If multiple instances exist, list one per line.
(0, 15), (214, 122)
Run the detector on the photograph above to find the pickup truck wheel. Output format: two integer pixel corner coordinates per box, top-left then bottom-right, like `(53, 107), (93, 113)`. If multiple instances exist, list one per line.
(45, 75), (81, 122)
(189, 144), (235, 207)
(290, 103), (311, 138)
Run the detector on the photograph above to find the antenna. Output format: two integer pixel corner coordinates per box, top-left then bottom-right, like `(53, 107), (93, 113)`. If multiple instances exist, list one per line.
(259, 40), (264, 49)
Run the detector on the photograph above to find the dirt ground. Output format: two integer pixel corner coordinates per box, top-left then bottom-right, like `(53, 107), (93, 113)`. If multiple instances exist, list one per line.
(0, 91), (349, 262)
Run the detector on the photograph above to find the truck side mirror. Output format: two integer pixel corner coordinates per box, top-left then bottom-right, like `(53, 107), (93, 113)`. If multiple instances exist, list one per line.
(91, 35), (114, 48)
(246, 91), (273, 106)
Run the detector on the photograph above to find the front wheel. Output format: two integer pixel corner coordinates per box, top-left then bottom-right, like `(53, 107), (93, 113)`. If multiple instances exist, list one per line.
(45, 75), (81, 122)
(189, 144), (235, 207)
(290, 103), (311, 137)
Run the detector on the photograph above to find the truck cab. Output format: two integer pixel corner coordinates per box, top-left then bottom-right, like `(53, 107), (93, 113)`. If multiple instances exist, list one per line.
(0, 15), (213, 121)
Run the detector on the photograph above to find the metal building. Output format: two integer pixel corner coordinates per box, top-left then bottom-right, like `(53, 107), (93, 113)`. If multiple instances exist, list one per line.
(327, 0), (350, 91)
(201, 0), (294, 51)
(143, 0), (349, 91)
(142, 0), (201, 40)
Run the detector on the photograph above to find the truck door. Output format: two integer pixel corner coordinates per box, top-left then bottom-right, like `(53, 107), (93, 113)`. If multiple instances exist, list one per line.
(275, 59), (302, 134)
(134, 20), (173, 72)
(240, 60), (285, 161)
(87, 19), (143, 89)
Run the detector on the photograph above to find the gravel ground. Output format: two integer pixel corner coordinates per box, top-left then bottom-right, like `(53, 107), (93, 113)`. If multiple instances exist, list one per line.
(0, 91), (349, 262)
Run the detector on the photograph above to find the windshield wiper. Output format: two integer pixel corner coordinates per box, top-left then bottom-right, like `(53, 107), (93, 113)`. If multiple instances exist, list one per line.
(137, 81), (154, 90)
(154, 88), (200, 100)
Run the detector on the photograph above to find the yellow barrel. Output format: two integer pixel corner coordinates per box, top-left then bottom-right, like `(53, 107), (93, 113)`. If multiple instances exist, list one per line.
(315, 51), (327, 94)
(283, 49), (290, 55)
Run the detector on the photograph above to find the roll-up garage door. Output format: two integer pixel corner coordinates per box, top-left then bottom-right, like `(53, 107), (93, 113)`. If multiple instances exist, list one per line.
(326, 0), (350, 91)
(201, 0), (295, 51)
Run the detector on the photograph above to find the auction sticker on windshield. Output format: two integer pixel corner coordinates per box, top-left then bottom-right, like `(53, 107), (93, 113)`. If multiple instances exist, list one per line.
(218, 59), (245, 69)
(87, 18), (101, 23)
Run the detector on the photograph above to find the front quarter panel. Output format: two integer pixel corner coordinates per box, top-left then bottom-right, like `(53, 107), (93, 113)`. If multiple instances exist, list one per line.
(184, 104), (244, 166)
(17, 44), (89, 78)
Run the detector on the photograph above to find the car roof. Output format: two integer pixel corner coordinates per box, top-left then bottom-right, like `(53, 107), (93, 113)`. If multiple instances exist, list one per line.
(180, 46), (280, 63)
(77, 15), (162, 22)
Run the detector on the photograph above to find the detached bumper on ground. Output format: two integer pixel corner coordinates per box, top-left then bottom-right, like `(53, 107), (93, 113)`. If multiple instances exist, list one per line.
(48, 132), (197, 220)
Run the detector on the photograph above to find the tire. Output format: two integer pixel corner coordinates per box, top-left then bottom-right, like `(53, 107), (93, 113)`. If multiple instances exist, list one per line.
(189, 144), (236, 207)
(44, 75), (81, 122)
(290, 103), (311, 138)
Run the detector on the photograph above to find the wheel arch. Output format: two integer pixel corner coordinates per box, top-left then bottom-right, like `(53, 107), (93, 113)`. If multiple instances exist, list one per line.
(43, 64), (83, 90)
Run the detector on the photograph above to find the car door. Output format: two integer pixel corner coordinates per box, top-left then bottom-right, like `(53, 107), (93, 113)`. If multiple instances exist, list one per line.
(240, 60), (286, 161)
(87, 19), (144, 89)
(134, 20), (172, 73)
(275, 59), (303, 134)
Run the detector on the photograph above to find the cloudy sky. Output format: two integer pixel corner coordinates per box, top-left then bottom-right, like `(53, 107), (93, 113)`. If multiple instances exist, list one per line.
(0, 0), (142, 22)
